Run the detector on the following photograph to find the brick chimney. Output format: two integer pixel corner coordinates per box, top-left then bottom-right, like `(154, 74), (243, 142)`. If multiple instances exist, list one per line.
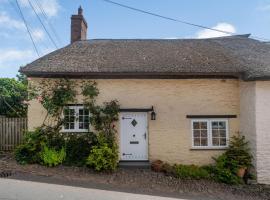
(71, 6), (88, 43)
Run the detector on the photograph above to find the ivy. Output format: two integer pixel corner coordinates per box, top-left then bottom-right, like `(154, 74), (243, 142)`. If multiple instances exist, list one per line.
(81, 81), (119, 145)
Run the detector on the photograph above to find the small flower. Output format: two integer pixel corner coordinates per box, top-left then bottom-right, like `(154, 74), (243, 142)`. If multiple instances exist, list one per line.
(27, 77), (32, 81)
(37, 95), (43, 102)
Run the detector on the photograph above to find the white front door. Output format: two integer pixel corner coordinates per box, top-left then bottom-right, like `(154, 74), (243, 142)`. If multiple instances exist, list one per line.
(120, 112), (148, 161)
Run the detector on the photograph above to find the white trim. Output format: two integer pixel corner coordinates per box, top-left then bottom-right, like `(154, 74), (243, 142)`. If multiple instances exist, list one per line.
(61, 105), (90, 133)
(191, 118), (229, 149)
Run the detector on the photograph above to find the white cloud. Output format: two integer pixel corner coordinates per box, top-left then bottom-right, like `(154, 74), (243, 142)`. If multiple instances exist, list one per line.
(32, 28), (45, 42)
(19, 0), (60, 17)
(0, 49), (35, 66)
(0, 12), (25, 30)
(196, 23), (236, 39)
(163, 37), (179, 39)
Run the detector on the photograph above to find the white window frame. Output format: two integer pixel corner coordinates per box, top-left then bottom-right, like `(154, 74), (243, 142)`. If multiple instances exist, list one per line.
(61, 105), (90, 133)
(191, 119), (229, 149)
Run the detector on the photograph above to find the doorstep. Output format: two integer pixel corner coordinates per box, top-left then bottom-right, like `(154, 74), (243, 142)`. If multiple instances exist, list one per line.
(118, 161), (151, 169)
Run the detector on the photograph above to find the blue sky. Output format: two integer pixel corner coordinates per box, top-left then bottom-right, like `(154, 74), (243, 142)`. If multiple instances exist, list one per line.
(0, 0), (270, 78)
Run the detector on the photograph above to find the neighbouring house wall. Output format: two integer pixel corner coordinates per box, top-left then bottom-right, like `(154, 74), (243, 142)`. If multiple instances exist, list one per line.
(28, 78), (240, 166)
(240, 81), (270, 184)
(239, 81), (257, 168)
(255, 81), (270, 184)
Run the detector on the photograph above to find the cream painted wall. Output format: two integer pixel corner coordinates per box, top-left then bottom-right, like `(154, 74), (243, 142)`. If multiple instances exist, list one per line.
(28, 78), (240, 165)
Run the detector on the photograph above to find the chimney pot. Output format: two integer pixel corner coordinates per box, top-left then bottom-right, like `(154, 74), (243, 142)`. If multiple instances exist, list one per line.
(78, 6), (83, 15)
(71, 6), (88, 43)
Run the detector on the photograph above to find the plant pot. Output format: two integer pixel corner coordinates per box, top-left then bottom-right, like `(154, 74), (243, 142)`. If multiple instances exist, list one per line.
(237, 167), (247, 178)
(151, 160), (163, 172)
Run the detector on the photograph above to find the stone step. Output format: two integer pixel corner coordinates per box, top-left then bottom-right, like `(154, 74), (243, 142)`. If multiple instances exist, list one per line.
(118, 161), (151, 169)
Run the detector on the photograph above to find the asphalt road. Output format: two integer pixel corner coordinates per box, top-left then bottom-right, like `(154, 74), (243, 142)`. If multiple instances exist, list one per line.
(0, 179), (184, 200)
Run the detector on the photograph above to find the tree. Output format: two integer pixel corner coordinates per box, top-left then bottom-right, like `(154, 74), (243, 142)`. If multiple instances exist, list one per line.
(0, 74), (28, 117)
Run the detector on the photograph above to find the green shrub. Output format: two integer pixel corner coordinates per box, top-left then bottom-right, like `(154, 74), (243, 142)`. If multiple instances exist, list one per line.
(14, 129), (46, 164)
(64, 133), (97, 166)
(86, 135), (118, 171)
(209, 135), (252, 184)
(224, 135), (252, 169)
(210, 154), (242, 184)
(15, 144), (39, 165)
(173, 164), (210, 179)
(39, 145), (66, 167)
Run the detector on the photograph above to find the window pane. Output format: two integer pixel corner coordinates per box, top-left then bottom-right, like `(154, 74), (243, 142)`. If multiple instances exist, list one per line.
(84, 109), (89, 115)
(64, 123), (69, 129)
(193, 130), (200, 137)
(194, 138), (200, 146)
(79, 116), (83, 122)
(70, 109), (75, 115)
(79, 123), (83, 129)
(212, 122), (218, 129)
(200, 122), (207, 129)
(70, 116), (75, 122)
(201, 130), (207, 137)
(219, 122), (226, 129)
(79, 109), (83, 115)
(212, 138), (219, 146)
(212, 129), (219, 137)
(70, 123), (74, 129)
(84, 123), (89, 129)
(201, 138), (208, 146)
(220, 138), (227, 146)
(220, 130), (226, 137)
(193, 122), (200, 129)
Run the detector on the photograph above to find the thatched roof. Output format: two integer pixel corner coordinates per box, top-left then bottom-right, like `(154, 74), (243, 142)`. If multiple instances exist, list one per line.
(20, 35), (270, 80)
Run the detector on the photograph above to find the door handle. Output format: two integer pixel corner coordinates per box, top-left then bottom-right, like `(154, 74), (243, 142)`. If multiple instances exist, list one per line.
(143, 133), (147, 139)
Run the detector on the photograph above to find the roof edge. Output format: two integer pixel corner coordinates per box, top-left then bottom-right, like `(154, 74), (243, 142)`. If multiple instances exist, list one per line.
(21, 71), (241, 80)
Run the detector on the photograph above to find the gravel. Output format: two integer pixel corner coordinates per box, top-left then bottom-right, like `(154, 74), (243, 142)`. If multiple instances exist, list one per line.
(1, 153), (269, 200)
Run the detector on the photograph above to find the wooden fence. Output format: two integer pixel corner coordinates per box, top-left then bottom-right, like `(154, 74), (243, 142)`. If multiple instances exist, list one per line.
(0, 117), (27, 151)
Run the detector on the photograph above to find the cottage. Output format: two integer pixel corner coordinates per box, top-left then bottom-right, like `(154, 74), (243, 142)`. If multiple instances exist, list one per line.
(20, 7), (270, 184)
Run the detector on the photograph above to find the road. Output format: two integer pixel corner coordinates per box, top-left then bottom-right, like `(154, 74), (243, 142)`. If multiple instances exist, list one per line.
(0, 179), (184, 200)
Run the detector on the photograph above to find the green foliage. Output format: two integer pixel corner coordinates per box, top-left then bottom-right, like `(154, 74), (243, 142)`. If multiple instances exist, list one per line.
(40, 145), (66, 167)
(0, 77), (28, 117)
(15, 144), (39, 165)
(64, 133), (97, 166)
(16, 80), (119, 169)
(82, 82), (119, 146)
(16, 73), (28, 85)
(39, 79), (77, 118)
(225, 135), (252, 168)
(173, 164), (210, 179)
(14, 129), (46, 164)
(211, 154), (242, 184)
(81, 81), (99, 100)
(86, 135), (118, 171)
(209, 135), (252, 184)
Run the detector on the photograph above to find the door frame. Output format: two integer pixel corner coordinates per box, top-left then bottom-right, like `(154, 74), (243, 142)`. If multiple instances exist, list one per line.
(120, 112), (149, 161)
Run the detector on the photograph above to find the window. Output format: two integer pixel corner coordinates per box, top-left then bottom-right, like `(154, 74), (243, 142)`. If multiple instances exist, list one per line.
(191, 119), (228, 148)
(62, 106), (90, 132)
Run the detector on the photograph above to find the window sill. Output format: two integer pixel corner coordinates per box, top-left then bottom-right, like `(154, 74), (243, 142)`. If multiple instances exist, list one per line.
(190, 147), (228, 150)
(60, 130), (90, 133)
